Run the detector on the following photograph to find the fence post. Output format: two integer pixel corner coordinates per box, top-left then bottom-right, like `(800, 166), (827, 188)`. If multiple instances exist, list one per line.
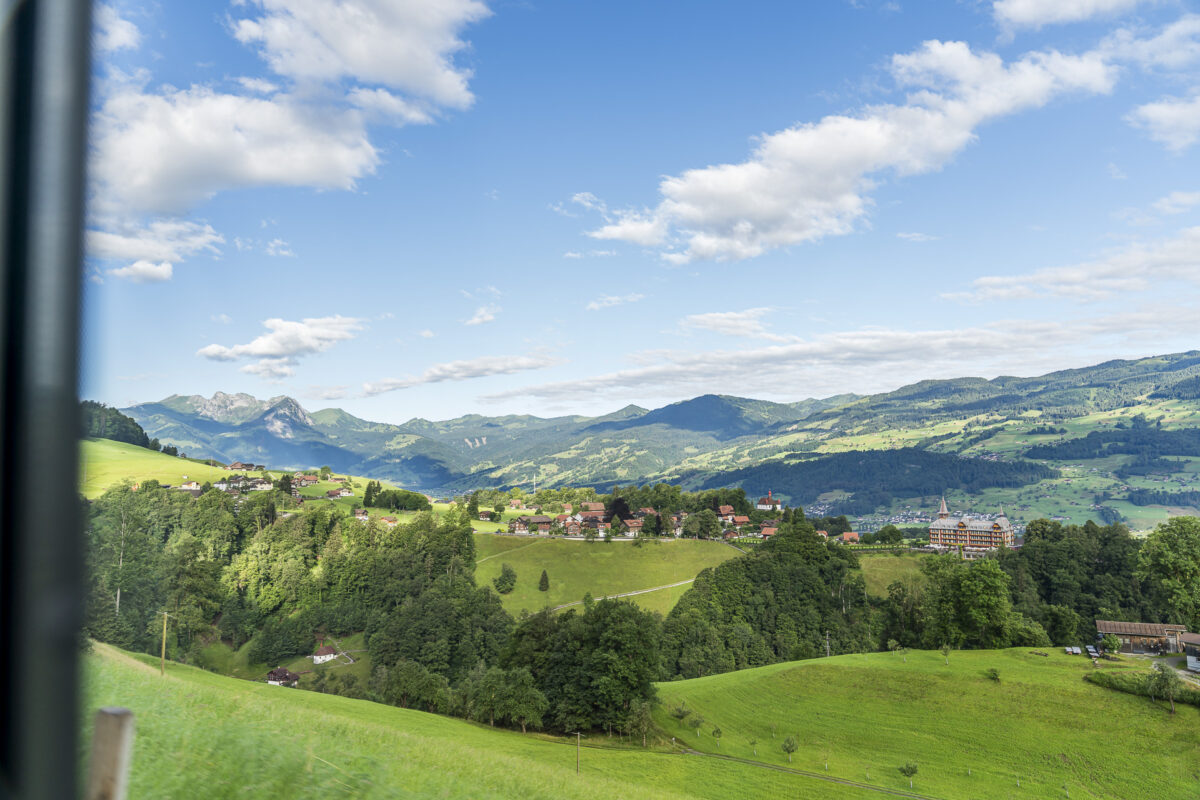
(86, 707), (135, 800)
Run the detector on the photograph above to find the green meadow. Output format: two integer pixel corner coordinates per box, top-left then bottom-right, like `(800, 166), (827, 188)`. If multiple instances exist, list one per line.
(857, 551), (927, 598)
(80, 438), (232, 498)
(84, 642), (880, 800)
(655, 648), (1200, 799)
(473, 534), (741, 616)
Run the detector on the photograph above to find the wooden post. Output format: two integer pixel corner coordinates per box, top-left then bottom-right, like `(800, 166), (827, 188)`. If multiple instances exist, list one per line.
(160, 612), (167, 676)
(86, 707), (134, 800)
(576, 732), (580, 774)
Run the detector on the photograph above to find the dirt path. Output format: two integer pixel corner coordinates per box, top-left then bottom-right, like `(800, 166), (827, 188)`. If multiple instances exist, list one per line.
(476, 539), (544, 563)
(550, 579), (695, 611)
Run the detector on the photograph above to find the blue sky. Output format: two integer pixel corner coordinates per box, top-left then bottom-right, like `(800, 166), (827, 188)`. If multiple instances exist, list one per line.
(84, 0), (1200, 422)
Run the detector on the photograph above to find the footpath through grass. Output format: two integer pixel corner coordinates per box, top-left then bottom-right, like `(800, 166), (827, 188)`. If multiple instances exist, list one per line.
(473, 534), (740, 616)
(84, 642), (887, 799)
(654, 648), (1200, 799)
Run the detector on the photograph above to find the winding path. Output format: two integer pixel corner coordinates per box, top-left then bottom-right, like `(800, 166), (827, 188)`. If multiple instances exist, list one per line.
(549, 579), (696, 611)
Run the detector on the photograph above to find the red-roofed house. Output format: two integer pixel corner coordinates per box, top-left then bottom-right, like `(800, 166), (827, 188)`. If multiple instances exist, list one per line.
(717, 505), (735, 523)
(581, 502), (605, 512)
(755, 490), (782, 512)
(732, 515), (750, 526)
(313, 645), (338, 665)
(761, 527), (778, 538)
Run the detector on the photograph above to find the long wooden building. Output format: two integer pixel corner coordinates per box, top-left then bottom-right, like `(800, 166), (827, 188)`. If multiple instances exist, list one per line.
(1095, 620), (1187, 654)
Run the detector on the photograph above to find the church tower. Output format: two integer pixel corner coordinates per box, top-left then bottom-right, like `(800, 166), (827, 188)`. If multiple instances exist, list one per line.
(938, 495), (949, 520)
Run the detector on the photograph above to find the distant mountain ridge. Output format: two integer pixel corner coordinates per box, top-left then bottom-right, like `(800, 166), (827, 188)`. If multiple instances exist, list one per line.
(119, 352), (1200, 518)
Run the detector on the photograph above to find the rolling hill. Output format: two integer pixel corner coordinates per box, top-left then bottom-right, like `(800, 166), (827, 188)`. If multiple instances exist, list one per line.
(85, 639), (1199, 800)
(118, 351), (1200, 529)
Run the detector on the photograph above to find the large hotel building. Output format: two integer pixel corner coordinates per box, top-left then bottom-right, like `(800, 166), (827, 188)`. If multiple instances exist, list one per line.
(928, 497), (1014, 550)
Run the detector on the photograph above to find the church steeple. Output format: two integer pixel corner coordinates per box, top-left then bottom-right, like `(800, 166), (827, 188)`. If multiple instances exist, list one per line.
(938, 496), (949, 519)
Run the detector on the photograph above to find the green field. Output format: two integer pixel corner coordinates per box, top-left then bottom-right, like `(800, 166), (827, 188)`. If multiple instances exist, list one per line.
(80, 438), (232, 498)
(473, 534), (741, 616)
(85, 642), (879, 799)
(857, 552), (926, 598)
(655, 648), (1200, 799)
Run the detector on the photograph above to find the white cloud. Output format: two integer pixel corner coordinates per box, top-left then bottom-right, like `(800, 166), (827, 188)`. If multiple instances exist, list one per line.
(1107, 162), (1127, 179)
(679, 308), (793, 342)
(236, 77), (279, 94)
(586, 293), (645, 311)
(465, 304), (500, 325)
(347, 87), (434, 125)
(198, 315), (364, 377)
(266, 238), (294, 257)
(1127, 91), (1200, 152)
(91, 86), (379, 217)
(565, 249), (617, 259)
(95, 5), (141, 52)
(947, 226), (1200, 301)
(994, 0), (1154, 29)
(563, 251), (583, 259)
(896, 231), (939, 242)
(108, 260), (172, 282)
(87, 219), (224, 279)
(1102, 14), (1200, 70)
(307, 385), (349, 400)
(231, 0), (491, 109)
(418, 329), (435, 338)
(1152, 190), (1200, 214)
(363, 353), (562, 396)
(482, 307), (1196, 406)
(211, 313), (233, 324)
(584, 40), (1114, 264)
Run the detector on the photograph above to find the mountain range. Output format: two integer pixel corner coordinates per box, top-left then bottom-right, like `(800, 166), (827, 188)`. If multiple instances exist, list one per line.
(122, 351), (1200, 525)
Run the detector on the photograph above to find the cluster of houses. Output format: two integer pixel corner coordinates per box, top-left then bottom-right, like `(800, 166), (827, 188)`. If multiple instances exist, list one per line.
(352, 508), (399, 527)
(504, 493), (798, 540)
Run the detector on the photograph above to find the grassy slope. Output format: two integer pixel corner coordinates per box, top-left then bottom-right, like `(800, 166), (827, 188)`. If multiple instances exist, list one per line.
(473, 535), (740, 616)
(85, 642), (877, 800)
(654, 648), (1200, 799)
(856, 552), (926, 598)
(80, 438), (231, 498)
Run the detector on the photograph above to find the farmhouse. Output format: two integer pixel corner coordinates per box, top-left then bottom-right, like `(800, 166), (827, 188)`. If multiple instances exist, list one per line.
(581, 502), (605, 512)
(381, 516), (398, 527)
(1095, 620), (1187, 654)
(266, 667), (299, 686)
(353, 508), (369, 522)
(228, 461), (252, 471)
(717, 505), (735, 523)
(1183, 633), (1200, 672)
(928, 497), (1013, 550)
(509, 515), (553, 534)
(732, 515), (750, 526)
(755, 490), (782, 512)
(313, 645), (338, 665)
(761, 527), (778, 538)
(564, 519), (582, 536)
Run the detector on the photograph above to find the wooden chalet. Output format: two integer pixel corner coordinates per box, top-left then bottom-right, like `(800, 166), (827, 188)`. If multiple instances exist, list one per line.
(1095, 620), (1187, 654)
(266, 667), (300, 687)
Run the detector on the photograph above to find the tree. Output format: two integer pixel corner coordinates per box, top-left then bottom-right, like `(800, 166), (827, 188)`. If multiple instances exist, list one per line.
(467, 493), (480, 520)
(502, 668), (548, 733)
(538, 569), (549, 592)
(887, 639), (899, 655)
(899, 761), (918, 787)
(941, 644), (951, 665)
(274, 473), (293, 496)
(627, 699), (654, 747)
(1137, 517), (1200, 629)
(1146, 664), (1183, 714)
(1101, 633), (1121, 655)
(689, 714), (705, 735)
(319, 465), (332, 479)
(669, 703), (691, 727)
(712, 726), (722, 749)
(781, 736), (797, 762)
(493, 563), (517, 594)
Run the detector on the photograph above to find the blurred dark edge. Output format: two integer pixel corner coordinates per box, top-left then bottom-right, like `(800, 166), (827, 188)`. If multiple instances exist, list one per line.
(0, 0), (92, 798)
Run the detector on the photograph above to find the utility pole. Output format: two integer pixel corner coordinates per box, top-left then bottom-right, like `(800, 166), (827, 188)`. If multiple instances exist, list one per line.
(569, 731), (585, 774)
(160, 612), (167, 676)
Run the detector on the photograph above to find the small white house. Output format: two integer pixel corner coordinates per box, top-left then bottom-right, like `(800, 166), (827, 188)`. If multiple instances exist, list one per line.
(313, 645), (338, 665)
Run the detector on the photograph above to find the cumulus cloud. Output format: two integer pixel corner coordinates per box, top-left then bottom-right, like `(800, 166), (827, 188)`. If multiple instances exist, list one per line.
(1127, 91), (1200, 152)
(585, 294), (644, 311)
(108, 260), (173, 282)
(946, 227), (1200, 301)
(482, 307), (1196, 406)
(236, 77), (280, 94)
(347, 87), (435, 125)
(680, 308), (793, 342)
(231, 0), (491, 109)
(197, 315), (364, 378)
(897, 231), (939, 242)
(1101, 14), (1200, 70)
(465, 304), (500, 325)
(211, 313), (233, 324)
(362, 353), (562, 396)
(994, 0), (1154, 29)
(87, 219), (224, 281)
(91, 86), (379, 217)
(95, 5), (141, 52)
(583, 40), (1115, 264)
(1152, 190), (1200, 214)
